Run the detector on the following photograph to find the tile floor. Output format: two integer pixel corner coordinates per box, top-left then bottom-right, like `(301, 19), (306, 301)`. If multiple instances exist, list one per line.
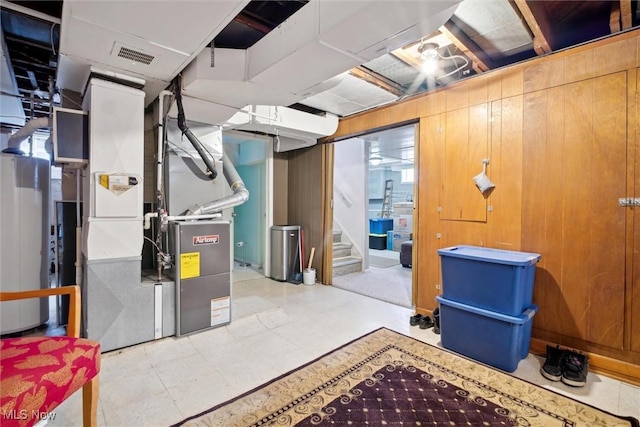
(46, 274), (640, 427)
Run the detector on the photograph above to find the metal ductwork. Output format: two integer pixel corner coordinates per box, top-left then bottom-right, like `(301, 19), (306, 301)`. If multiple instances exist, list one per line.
(6, 117), (51, 150)
(56, 1), (460, 116)
(184, 146), (249, 216)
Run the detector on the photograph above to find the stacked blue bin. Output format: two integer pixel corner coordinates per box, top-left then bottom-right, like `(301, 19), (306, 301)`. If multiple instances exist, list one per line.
(369, 218), (393, 250)
(436, 245), (541, 372)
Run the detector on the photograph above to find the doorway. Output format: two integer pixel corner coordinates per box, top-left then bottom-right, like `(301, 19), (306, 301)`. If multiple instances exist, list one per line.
(331, 124), (416, 308)
(223, 133), (272, 282)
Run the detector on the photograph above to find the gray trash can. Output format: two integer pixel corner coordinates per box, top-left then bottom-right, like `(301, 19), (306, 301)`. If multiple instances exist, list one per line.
(270, 225), (300, 281)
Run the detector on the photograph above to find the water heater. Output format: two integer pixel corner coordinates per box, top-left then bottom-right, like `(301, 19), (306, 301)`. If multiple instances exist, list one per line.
(0, 153), (50, 334)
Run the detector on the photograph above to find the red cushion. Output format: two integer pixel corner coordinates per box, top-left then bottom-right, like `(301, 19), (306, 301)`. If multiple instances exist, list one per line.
(0, 337), (100, 427)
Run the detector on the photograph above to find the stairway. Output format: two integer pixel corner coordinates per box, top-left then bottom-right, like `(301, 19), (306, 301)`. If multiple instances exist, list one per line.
(332, 229), (362, 277)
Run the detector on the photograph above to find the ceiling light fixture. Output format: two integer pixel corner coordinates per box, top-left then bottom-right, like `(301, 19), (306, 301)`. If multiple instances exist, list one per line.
(369, 154), (382, 166)
(417, 40), (470, 79)
(418, 42), (440, 75)
(418, 42), (439, 61)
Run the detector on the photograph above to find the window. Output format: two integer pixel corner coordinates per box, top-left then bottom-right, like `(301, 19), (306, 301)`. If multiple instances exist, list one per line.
(401, 168), (414, 183)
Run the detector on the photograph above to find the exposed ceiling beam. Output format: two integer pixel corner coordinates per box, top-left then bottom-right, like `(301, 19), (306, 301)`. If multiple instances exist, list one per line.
(0, 1), (61, 24)
(11, 58), (55, 71)
(349, 67), (405, 97)
(390, 48), (422, 69)
(234, 12), (273, 35)
(620, 0), (633, 29)
(512, 0), (552, 55)
(610, 2), (622, 33)
(4, 35), (54, 52)
(439, 22), (494, 73)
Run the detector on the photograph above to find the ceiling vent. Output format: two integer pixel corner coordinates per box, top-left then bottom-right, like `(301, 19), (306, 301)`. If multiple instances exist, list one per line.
(112, 42), (155, 65)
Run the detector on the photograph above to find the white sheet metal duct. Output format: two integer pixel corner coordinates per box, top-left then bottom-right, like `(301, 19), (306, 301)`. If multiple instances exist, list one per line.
(223, 105), (338, 152)
(167, 101), (338, 152)
(57, 1), (460, 117)
(6, 117), (51, 149)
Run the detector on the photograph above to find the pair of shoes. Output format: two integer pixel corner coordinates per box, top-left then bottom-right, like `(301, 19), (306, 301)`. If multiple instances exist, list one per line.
(540, 345), (588, 387)
(432, 307), (440, 334)
(562, 351), (589, 387)
(410, 313), (423, 326)
(419, 315), (434, 329)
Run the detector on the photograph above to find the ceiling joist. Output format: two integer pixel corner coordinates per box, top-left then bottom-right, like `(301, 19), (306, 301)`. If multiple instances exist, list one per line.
(349, 67), (405, 97)
(620, 0), (633, 29)
(610, 2), (622, 33)
(439, 22), (494, 73)
(512, 0), (552, 55)
(390, 48), (422, 69)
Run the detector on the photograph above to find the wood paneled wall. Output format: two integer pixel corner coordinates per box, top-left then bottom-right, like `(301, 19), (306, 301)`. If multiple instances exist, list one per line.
(322, 29), (640, 383)
(286, 144), (326, 282)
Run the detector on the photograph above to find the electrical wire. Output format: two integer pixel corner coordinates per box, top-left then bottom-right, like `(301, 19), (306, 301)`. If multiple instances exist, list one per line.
(436, 51), (469, 81)
(143, 235), (162, 253)
(50, 23), (57, 55)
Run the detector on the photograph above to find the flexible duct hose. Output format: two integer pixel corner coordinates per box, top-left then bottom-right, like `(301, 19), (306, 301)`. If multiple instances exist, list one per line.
(7, 117), (52, 149)
(172, 77), (218, 180)
(184, 146), (249, 215)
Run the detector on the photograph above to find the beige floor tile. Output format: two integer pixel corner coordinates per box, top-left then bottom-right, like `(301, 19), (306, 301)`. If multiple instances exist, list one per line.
(41, 275), (640, 426)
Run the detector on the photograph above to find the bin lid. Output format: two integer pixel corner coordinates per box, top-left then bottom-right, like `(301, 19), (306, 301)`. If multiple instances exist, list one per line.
(436, 296), (538, 323)
(437, 245), (540, 266)
(271, 225), (300, 231)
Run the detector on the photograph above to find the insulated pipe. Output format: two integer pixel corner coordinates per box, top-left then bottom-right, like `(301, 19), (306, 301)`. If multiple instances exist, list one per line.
(165, 213), (222, 221)
(7, 117), (51, 149)
(184, 147), (249, 216)
(173, 78), (217, 180)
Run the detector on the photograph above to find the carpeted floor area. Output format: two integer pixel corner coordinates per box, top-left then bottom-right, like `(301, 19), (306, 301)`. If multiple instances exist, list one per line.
(173, 328), (639, 427)
(369, 254), (400, 268)
(332, 262), (412, 308)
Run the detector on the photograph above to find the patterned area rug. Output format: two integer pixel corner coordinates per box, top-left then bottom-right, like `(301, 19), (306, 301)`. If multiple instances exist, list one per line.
(173, 328), (639, 427)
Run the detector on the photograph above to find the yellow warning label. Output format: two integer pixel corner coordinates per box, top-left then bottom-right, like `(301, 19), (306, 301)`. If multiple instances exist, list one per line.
(99, 174), (109, 189)
(180, 252), (200, 279)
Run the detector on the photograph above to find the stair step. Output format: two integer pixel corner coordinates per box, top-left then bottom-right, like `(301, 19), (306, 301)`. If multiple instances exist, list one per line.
(332, 256), (362, 277)
(332, 255), (361, 267)
(333, 230), (342, 243)
(333, 242), (352, 258)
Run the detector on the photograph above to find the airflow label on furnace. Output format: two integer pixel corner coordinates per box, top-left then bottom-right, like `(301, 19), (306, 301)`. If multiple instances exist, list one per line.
(180, 252), (200, 279)
(211, 296), (230, 326)
(98, 173), (138, 196)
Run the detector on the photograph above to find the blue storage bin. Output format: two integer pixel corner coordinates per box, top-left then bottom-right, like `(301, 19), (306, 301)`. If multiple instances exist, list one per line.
(369, 234), (387, 250)
(370, 218), (393, 234)
(436, 296), (537, 372)
(437, 245), (540, 316)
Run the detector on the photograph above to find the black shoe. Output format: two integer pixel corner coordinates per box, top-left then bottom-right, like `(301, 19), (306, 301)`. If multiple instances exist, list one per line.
(432, 307), (440, 334)
(418, 316), (434, 329)
(410, 313), (423, 326)
(540, 345), (566, 382)
(562, 351), (588, 387)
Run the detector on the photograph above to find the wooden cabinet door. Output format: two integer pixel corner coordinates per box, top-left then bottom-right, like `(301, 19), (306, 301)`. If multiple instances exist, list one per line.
(523, 71), (627, 350)
(441, 104), (489, 222)
(631, 71), (640, 353)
